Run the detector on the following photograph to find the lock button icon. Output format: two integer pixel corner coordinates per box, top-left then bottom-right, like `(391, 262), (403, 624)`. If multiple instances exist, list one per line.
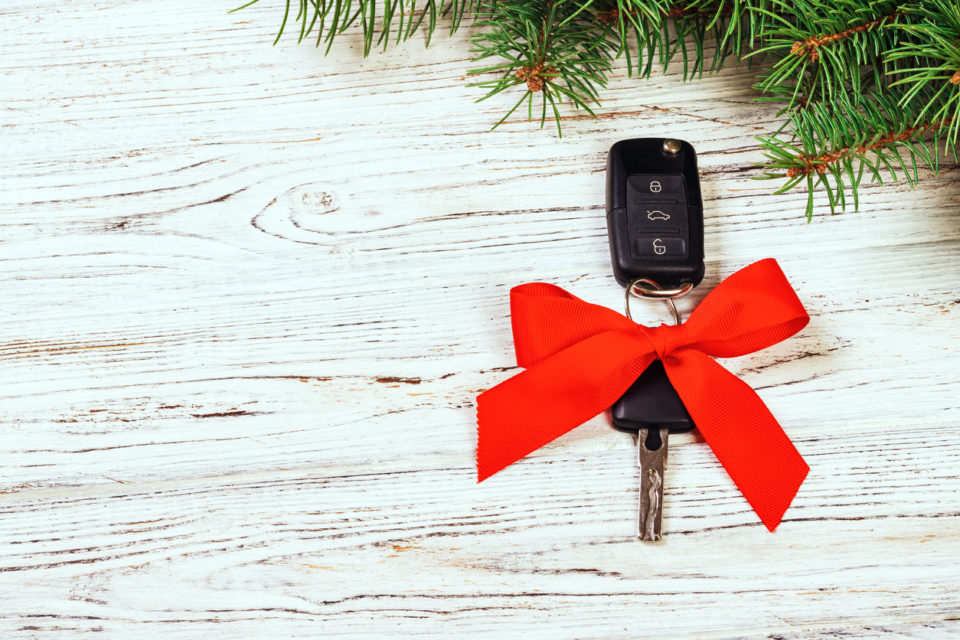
(652, 238), (666, 255)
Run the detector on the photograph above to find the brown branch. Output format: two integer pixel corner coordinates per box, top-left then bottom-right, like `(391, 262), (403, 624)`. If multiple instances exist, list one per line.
(785, 118), (954, 178)
(665, 6), (714, 18)
(598, 3), (730, 25)
(951, 70), (960, 86)
(598, 9), (618, 24)
(791, 12), (903, 62)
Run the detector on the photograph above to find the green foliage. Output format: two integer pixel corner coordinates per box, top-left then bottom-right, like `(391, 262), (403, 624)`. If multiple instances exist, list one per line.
(469, 0), (618, 135)
(751, 0), (960, 218)
(752, 0), (908, 109)
(237, 0), (960, 216)
(888, 0), (960, 149)
(758, 88), (946, 218)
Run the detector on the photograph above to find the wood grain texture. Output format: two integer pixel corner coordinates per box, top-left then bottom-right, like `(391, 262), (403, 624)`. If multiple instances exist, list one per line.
(2, 0), (959, 637)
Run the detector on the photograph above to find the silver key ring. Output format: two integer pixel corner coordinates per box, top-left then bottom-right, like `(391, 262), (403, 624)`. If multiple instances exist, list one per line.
(625, 278), (694, 325)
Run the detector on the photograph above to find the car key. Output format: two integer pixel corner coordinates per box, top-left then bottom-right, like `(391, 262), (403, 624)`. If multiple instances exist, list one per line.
(605, 138), (705, 541)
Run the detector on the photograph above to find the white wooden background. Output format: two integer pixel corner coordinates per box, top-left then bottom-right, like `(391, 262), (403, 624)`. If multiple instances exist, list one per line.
(2, 1), (960, 637)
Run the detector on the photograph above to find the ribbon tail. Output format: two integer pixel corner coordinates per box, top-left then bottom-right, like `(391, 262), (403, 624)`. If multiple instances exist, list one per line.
(477, 330), (655, 482)
(665, 351), (809, 531)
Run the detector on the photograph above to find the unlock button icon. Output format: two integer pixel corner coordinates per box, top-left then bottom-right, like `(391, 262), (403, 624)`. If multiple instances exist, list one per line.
(634, 237), (686, 258)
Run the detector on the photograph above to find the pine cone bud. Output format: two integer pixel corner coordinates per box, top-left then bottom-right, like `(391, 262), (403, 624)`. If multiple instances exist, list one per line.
(515, 64), (554, 92)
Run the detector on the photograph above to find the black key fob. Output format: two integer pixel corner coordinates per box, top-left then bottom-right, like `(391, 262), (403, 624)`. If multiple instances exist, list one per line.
(605, 138), (705, 289)
(606, 138), (703, 435)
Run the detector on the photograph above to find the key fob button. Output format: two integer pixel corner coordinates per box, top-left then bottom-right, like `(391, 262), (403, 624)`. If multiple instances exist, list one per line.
(634, 236), (687, 259)
(628, 202), (688, 233)
(627, 174), (686, 200)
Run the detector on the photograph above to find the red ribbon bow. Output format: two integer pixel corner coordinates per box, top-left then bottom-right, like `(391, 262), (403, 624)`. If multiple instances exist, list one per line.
(476, 258), (810, 531)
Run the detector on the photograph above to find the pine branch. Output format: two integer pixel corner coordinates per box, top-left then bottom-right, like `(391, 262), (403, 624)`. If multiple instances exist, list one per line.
(233, 0), (475, 55)
(751, 0), (910, 112)
(469, 0), (619, 135)
(789, 9), (902, 62)
(887, 0), (960, 149)
(598, 1), (772, 81)
(758, 89), (952, 218)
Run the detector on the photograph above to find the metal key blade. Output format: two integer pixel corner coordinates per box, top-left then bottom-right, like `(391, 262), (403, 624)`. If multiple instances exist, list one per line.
(637, 427), (669, 541)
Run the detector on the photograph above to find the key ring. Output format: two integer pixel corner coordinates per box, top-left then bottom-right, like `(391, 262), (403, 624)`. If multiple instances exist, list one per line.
(625, 278), (694, 325)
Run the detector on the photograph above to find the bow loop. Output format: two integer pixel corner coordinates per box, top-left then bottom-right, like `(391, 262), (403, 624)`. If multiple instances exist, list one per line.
(681, 258), (809, 358)
(477, 259), (810, 532)
(510, 283), (635, 368)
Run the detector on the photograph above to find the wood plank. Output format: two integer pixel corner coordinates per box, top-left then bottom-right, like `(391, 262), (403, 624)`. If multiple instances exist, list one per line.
(0, 429), (958, 636)
(1, 0), (958, 636)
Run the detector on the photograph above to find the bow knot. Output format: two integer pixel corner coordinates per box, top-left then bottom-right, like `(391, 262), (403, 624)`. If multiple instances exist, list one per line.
(635, 322), (687, 362)
(476, 259), (811, 532)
